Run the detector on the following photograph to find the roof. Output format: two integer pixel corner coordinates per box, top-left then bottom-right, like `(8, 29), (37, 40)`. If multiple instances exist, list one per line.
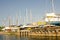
(20, 25), (38, 28)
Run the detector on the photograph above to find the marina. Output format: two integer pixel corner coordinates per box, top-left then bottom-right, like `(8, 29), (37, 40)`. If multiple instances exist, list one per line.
(0, 0), (60, 40)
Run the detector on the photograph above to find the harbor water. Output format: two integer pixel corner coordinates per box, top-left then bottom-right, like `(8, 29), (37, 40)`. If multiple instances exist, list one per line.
(0, 34), (60, 40)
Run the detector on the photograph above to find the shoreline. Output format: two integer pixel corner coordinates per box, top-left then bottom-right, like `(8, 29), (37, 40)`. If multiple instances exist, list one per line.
(0, 31), (60, 36)
(0, 32), (20, 35)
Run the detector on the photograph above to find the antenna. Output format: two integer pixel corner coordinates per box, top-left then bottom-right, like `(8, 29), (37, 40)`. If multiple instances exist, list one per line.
(52, 0), (55, 13)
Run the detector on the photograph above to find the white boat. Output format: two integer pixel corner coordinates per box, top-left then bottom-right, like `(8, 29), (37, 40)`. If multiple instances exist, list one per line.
(45, 13), (60, 26)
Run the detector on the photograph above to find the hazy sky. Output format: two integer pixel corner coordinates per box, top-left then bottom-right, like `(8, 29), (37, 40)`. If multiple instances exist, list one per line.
(0, 0), (60, 26)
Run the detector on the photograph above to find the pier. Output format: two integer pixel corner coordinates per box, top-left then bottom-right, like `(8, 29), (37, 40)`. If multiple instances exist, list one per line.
(20, 30), (30, 36)
(19, 26), (60, 37)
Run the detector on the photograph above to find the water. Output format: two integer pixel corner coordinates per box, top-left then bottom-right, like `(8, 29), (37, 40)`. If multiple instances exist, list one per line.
(0, 34), (60, 40)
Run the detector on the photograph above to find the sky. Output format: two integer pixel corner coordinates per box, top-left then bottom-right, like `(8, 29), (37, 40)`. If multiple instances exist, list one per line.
(0, 0), (60, 26)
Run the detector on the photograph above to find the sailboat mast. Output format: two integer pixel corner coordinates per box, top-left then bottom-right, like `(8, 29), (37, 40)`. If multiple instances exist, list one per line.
(30, 9), (32, 23)
(20, 11), (21, 25)
(51, 0), (55, 13)
(8, 16), (11, 27)
(26, 8), (28, 24)
(23, 16), (25, 25)
(2, 18), (6, 27)
(16, 10), (19, 26)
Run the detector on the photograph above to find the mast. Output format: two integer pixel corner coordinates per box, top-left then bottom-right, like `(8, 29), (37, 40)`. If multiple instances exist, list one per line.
(20, 11), (21, 25)
(26, 8), (28, 24)
(30, 9), (32, 23)
(16, 14), (18, 26)
(8, 16), (11, 27)
(16, 10), (19, 26)
(2, 18), (6, 27)
(51, 0), (55, 13)
(23, 16), (25, 25)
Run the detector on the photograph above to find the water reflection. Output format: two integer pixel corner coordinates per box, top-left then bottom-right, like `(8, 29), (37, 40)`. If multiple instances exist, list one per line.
(0, 34), (60, 40)
(0, 35), (3, 40)
(29, 36), (60, 40)
(3, 35), (20, 40)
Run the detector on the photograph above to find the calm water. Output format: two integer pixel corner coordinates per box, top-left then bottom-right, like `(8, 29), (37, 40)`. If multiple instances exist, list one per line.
(0, 34), (60, 40)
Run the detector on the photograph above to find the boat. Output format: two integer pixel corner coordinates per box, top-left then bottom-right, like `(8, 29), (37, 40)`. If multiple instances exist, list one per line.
(44, 0), (60, 26)
(45, 13), (60, 26)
